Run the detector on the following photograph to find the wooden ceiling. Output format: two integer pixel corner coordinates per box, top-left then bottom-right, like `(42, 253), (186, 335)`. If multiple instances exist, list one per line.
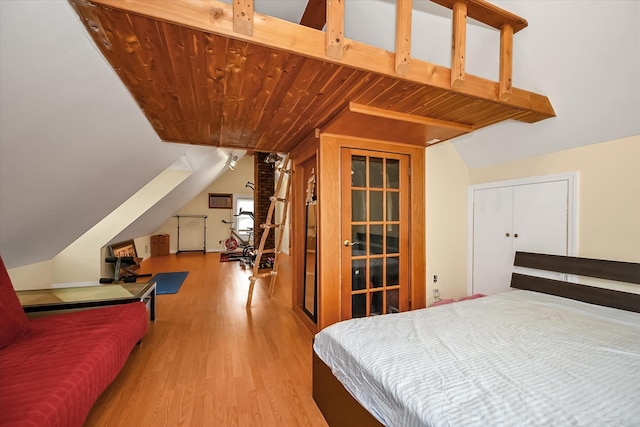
(68, 0), (555, 153)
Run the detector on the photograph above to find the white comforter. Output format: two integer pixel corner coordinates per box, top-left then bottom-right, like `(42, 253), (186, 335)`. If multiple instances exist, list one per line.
(313, 290), (640, 427)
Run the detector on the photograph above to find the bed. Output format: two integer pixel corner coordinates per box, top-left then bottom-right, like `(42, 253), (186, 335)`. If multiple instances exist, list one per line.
(312, 252), (640, 427)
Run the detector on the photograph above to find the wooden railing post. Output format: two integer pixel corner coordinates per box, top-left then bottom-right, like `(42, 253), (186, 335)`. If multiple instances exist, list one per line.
(233, 0), (253, 36)
(326, 0), (344, 59)
(451, 1), (467, 88)
(395, 0), (412, 75)
(499, 23), (514, 100)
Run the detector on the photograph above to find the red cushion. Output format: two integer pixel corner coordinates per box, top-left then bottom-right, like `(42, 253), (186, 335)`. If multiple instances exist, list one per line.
(0, 302), (148, 427)
(0, 256), (30, 350)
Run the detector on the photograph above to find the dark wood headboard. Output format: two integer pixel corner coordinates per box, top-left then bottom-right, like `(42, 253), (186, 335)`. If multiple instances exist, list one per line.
(511, 252), (640, 313)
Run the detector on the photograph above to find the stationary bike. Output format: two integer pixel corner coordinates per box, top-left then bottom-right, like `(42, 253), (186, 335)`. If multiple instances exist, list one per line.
(221, 209), (255, 266)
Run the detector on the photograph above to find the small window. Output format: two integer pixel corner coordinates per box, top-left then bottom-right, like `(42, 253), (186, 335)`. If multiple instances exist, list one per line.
(209, 193), (232, 209)
(236, 198), (254, 236)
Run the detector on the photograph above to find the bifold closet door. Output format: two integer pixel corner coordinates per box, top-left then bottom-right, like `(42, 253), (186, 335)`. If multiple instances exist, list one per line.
(472, 180), (569, 295)
(472, 186), (514, 295)
(512, 180), (569, 256)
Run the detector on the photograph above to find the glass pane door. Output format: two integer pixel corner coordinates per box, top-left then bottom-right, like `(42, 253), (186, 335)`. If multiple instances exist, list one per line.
(341, 149), (409, 319)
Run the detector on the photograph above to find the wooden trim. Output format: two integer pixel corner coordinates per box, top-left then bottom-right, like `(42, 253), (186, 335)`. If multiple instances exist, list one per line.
(339, 147), (353, 320)
(291, 135), (320, 333)
(318, 134), (426, 329)
(349, 103), (473, 132)
(318, 135), (343, 330)
(313, 350), (384, 427)
(75, 0), (555, 119)
(409, 146), (426, 310)
(395, 0), (412, 75)
(451, 1), (467, 88)
(499, 23), (513, 100)
(514, 252), (640, 284)
(431, 0), (528, 33)
(232, 0), (253, 36)
(326, 0), (345, 59)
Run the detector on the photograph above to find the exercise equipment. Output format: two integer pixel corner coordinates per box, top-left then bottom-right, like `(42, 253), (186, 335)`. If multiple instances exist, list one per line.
(99, 256), (152, 283)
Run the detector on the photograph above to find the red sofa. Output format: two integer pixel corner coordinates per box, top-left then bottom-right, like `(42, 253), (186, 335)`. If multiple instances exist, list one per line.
(0, 257), (148, 427)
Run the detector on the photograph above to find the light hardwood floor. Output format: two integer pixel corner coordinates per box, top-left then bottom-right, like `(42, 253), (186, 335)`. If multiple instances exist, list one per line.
(85, 253), (328, 426)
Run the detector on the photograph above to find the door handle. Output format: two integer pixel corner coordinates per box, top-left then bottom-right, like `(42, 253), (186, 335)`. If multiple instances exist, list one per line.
(343, 240), (360, 247)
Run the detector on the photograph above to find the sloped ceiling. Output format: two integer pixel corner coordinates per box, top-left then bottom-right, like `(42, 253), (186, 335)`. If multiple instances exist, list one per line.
(1, 0), (638, 269)
(0, 1), (238, 268)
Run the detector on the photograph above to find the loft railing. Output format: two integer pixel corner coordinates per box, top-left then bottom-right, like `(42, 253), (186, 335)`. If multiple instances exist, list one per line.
(232, 0), (527, 101)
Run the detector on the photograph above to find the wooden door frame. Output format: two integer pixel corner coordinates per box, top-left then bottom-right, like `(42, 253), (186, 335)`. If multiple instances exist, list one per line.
(291, 134), (320, 333)
(318, 134), (426, 330)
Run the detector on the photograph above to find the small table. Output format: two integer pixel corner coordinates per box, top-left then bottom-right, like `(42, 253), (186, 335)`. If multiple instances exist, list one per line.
(17, 282), (156, 321)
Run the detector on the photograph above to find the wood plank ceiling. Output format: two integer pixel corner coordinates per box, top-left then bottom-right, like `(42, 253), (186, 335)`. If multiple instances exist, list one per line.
(68, 0), (555, 153)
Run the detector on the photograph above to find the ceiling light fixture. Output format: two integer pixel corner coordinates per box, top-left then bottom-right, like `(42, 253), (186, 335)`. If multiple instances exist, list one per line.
(228, 155), (238, 170)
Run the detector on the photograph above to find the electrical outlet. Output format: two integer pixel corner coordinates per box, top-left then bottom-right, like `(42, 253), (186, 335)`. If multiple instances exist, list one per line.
(433, 288), (440, 299)
(433, 274), (438, 283)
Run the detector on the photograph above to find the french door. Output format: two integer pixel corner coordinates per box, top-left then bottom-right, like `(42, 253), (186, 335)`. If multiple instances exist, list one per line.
(340, 149), (410, 319)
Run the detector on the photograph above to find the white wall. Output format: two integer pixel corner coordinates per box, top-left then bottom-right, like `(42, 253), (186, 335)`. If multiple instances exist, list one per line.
(425, 143), (470, 306)
(154, 155), (254, 253)
(469, 135), (640, 263)
(51, 166), (193, 283)
(424, 134), (640, 305)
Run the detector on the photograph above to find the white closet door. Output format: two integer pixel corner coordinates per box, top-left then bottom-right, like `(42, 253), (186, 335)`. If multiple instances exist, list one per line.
(472, 187), (514, 295)
(471, 179), (569, 296)
(513, 180), (568, 256)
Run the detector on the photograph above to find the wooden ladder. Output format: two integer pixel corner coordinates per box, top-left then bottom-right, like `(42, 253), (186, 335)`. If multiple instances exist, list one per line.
(246, 154), (292, 308)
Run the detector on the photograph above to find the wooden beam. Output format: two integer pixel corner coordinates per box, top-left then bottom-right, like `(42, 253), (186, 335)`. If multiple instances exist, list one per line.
(349, 103), (473, 132)
(300, 0), (326, 30)
(326, 0), (344, 59)
(395, 0), (412, 75)
(233, 0), (253, 36)
(451, 1), (467, 88)
(431, 0), (528, 33)
(73, 0), (556, 119)
(499, 23), (513, 100)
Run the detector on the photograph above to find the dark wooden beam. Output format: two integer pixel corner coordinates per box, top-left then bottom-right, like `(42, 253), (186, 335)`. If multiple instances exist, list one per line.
(300, 0), (326, 30)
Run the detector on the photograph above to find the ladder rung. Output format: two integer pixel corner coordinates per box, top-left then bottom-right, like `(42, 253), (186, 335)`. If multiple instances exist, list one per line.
(276, 166), (292, 174)
(259, 249), (276, 254)
(269, 196), (288, 203)
(251, 272), (275, 279)
(260, 223), (282, 229)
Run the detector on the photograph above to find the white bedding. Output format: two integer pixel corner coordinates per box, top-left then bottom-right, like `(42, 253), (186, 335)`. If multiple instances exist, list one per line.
(313, 290), (640, 427)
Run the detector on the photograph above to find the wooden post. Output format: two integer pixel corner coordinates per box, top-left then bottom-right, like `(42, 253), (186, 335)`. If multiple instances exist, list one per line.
(233, 0), (253, 36)
(499, 23), (513, 100)
(395, 0), (412, 75)
(451, 1), (467, 88)
(326, 0), (344, 59)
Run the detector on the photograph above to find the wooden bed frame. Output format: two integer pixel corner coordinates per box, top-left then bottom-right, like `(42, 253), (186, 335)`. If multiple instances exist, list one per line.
(312, 251), (640, 426)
